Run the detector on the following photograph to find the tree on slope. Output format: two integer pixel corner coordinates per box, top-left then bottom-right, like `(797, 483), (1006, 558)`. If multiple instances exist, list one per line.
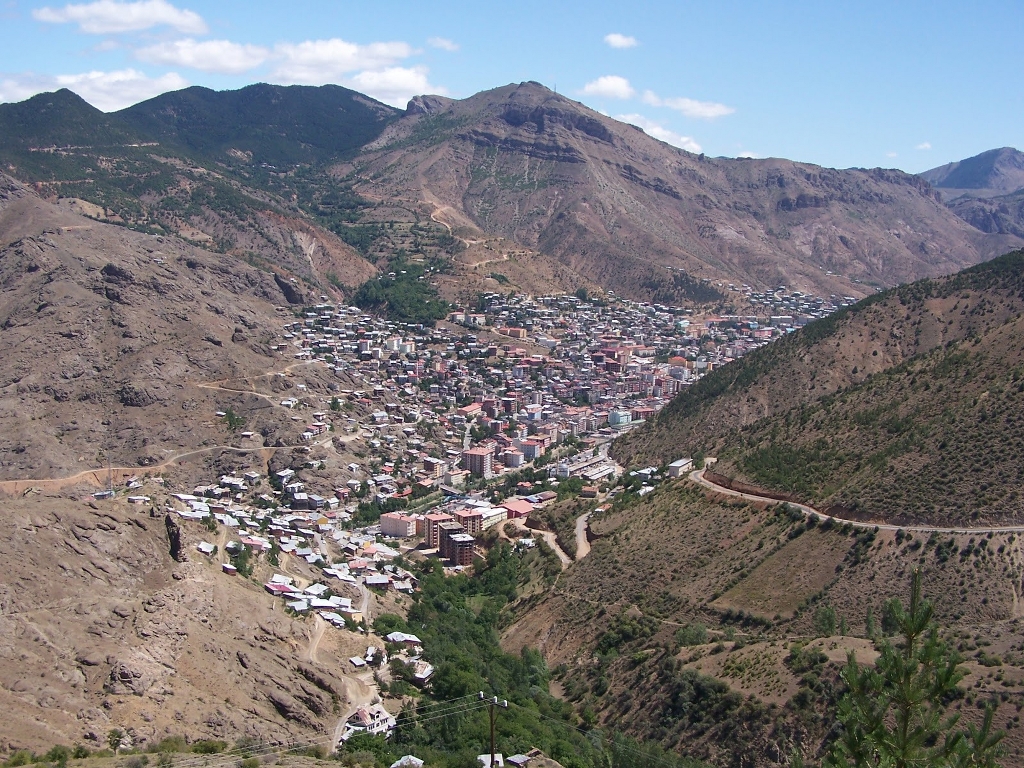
(826, 570), (1003, 768)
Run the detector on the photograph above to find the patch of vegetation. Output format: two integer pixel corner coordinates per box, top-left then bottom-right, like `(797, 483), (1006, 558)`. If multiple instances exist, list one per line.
(222, 408), (245, 432)
(352, 259), (450, 325)
(361, 544), (691, 768)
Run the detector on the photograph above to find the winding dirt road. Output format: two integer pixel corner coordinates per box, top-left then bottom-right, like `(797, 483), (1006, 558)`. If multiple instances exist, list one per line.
(690, 469), (1024, 535)
(574, 512), (592, 560)
(0, 444), (276, 497)
(308, 614), (327, 664)
(0, 360), (351, 497)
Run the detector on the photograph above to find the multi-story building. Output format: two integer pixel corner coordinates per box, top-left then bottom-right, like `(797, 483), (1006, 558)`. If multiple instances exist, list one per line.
(453, 508), (484, 535)
(438, 521), (475, 566)
(380, 512), (418, 538)
(424, 512), (454, 548)
(462, 447), (493, 478)
(423, 456), (446, 478)
(446, 533), (476, 566)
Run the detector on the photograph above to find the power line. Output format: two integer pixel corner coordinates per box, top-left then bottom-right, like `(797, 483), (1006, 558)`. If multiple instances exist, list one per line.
(154, 693), (489, 768)
(505, 700), (692, 768)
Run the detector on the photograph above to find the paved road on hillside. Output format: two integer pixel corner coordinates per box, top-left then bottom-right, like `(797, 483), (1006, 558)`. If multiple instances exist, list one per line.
(690, 469), (1024, 535)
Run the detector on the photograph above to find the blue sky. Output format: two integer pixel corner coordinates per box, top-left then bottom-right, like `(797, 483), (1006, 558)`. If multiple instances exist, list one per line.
(1, 0), (1021, 173)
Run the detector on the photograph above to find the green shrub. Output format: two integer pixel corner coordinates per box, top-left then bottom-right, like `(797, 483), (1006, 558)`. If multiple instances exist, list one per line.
(190, 741), (226, 755)
(675, 623), (708, 647)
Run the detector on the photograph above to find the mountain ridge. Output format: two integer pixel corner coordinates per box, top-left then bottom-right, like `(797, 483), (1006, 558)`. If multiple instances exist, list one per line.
(350, 81), (1022, 300)
(919, 146), (1024, 199)
(116, 82), (398, 167)
(3, 81), (1021, 307)
(612, 248), (1024, 527)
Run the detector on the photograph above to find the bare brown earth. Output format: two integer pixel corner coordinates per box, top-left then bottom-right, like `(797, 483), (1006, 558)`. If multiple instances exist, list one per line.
(351, 82), (1022, 301)
(0, 492), (385, 755)
(0, 172), (362, 483)
(0, 173), (427, 757)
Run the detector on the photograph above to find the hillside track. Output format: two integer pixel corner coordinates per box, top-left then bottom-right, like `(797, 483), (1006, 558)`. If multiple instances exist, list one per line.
(0, 361), (334, 497)
(574, 512), (592, 560)
(690, 469), (1024, 535)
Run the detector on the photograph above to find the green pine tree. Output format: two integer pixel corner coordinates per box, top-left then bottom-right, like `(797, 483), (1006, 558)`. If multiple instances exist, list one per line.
(826, 570), (1003, 768)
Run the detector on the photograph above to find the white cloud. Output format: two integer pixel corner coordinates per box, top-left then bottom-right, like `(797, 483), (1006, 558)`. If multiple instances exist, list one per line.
(137, 38), (268, 74)
(0, 68), (188, 111)
(56, 68), (188, 110)
(737, 151), (760, 159)
(642, 89), (734, 119)
(33, 0), (206, 34)
(604, 33), (637, 49)
(581, 75), (635, 100)
(616, 113), (701, 153)
(887, 151), (899, 158)
(0, 74), (56, 104)
(916, 141), (932, 150)
(264, 37), (444, 106)
(427, 36), (458, 52)
(345, 66), (445, 107)
(271, 38), (414, 84)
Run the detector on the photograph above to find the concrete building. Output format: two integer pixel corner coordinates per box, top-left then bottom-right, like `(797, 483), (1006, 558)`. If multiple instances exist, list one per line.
(462, 447), (494, 478)
(423, 456), (446, 478)
(608, 409), (632, 427)
(442, 532), (477, 569)
(380, 512), (418, 538)
(424, 512), (455, 548)
(437, 521), (474, 566)
(667, 457), (694, 478)
(453, 508), (484, 535)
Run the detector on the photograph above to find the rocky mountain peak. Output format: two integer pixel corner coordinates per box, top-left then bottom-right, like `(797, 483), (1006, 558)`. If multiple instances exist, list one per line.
(405, 94), (455, 115)
(920, 146), (1024, 199)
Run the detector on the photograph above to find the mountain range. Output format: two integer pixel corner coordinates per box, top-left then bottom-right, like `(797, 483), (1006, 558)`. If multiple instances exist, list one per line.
(2, 82), (1022, 308)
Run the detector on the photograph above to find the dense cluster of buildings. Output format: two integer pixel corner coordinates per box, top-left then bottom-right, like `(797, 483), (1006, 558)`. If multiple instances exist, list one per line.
(139, 286), (853, 741)
(258, 290), (848, 559)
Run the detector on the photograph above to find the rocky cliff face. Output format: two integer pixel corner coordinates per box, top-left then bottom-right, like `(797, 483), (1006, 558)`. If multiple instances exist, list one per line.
(948, 189), (1024, 238)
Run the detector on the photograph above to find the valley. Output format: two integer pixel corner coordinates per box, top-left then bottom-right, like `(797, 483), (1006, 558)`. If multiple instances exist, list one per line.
(1, 79), (1024, 768)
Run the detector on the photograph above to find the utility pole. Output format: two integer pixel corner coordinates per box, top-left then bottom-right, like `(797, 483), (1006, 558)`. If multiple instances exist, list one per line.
(479, 691), (508, 768)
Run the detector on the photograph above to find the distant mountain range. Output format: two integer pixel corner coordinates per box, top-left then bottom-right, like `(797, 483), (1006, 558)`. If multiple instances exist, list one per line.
(0, 82), (1022, 305)
(917, 147), (1024, 240)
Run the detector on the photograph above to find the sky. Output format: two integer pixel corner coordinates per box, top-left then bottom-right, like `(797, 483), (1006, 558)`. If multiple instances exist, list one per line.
(1, 0), (1022, 173)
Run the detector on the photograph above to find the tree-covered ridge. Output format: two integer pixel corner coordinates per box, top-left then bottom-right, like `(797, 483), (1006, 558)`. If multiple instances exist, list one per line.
(0, 89), (146, 150)
(116, 83), (398, 167)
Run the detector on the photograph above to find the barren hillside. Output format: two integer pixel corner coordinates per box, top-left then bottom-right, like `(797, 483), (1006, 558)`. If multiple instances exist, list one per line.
(613, 249), (1024, 527)
(502, 481), (1024, 766)
(0, 172), (360, 482)
(352, 82), (1022, 300)
(0, 493), (381, 754)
